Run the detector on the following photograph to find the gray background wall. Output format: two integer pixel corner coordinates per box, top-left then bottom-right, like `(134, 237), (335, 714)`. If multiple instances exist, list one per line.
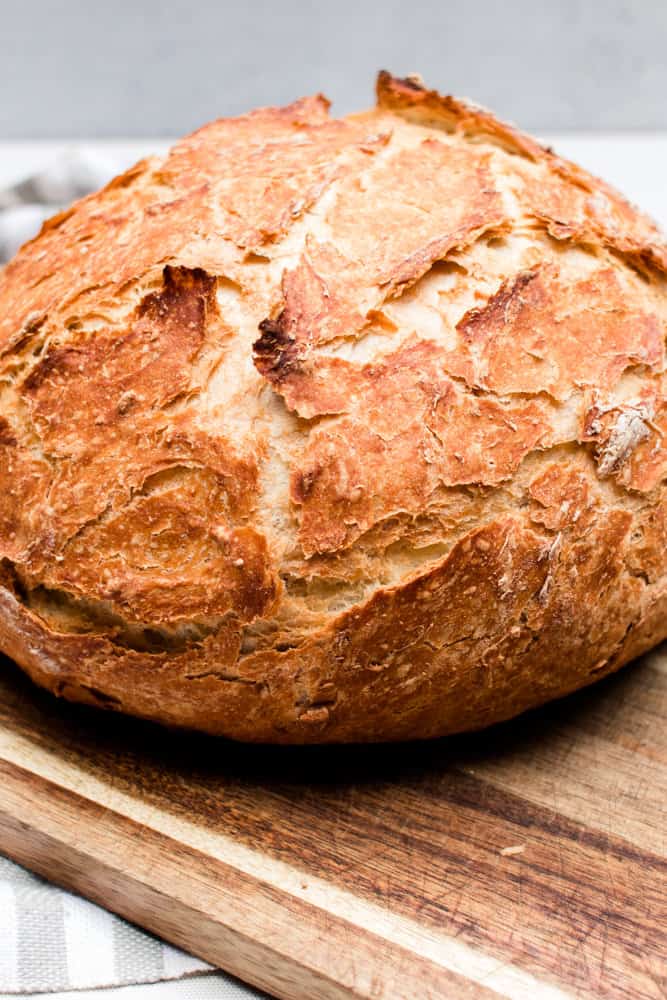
(1, 0), (665, 137)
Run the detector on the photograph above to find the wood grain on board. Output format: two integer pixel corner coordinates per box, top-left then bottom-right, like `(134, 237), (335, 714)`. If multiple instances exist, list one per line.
(0, 645), (665, 1000)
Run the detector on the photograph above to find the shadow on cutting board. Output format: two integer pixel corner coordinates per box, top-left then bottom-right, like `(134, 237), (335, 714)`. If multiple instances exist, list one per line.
(1, 642), (664, 1000)
(0, 644), (662, 790)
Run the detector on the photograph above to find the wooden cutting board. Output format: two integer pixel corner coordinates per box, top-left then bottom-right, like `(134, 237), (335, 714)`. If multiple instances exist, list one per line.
(0, 647), (665, 1000)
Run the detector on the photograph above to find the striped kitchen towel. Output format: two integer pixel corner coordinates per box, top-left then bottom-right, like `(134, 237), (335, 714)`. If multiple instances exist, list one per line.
(0, 148), (120, 265)
(0, 854), (263, 996)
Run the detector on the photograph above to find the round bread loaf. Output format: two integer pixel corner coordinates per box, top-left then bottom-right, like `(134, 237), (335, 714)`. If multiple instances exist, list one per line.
(0, 73), (665, 742)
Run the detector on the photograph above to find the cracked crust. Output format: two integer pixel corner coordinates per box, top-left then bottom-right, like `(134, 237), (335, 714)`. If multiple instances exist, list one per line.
(0, 72), (665, 742)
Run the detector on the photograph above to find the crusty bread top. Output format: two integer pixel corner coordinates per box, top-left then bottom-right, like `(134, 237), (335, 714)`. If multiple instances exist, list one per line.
(0, 72), (666, 663)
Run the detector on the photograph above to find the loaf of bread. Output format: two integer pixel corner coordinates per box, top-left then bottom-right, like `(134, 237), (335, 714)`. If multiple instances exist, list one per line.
(0, 72), (665, 742)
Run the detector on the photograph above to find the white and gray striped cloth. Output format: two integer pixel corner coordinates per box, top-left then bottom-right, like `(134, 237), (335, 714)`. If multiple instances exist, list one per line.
(0, 157), (265, 999)
(0, 148), (119, 265)
(0, 855), (264, 997)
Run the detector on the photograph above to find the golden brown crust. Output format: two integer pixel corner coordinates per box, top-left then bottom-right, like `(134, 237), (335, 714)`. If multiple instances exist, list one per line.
(375, 70), (667, 274)
(254, 137), (507, 417)
(290, 337), (558, 555)
(0, 72), (665, 742)
(448, 264), (664, 399)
